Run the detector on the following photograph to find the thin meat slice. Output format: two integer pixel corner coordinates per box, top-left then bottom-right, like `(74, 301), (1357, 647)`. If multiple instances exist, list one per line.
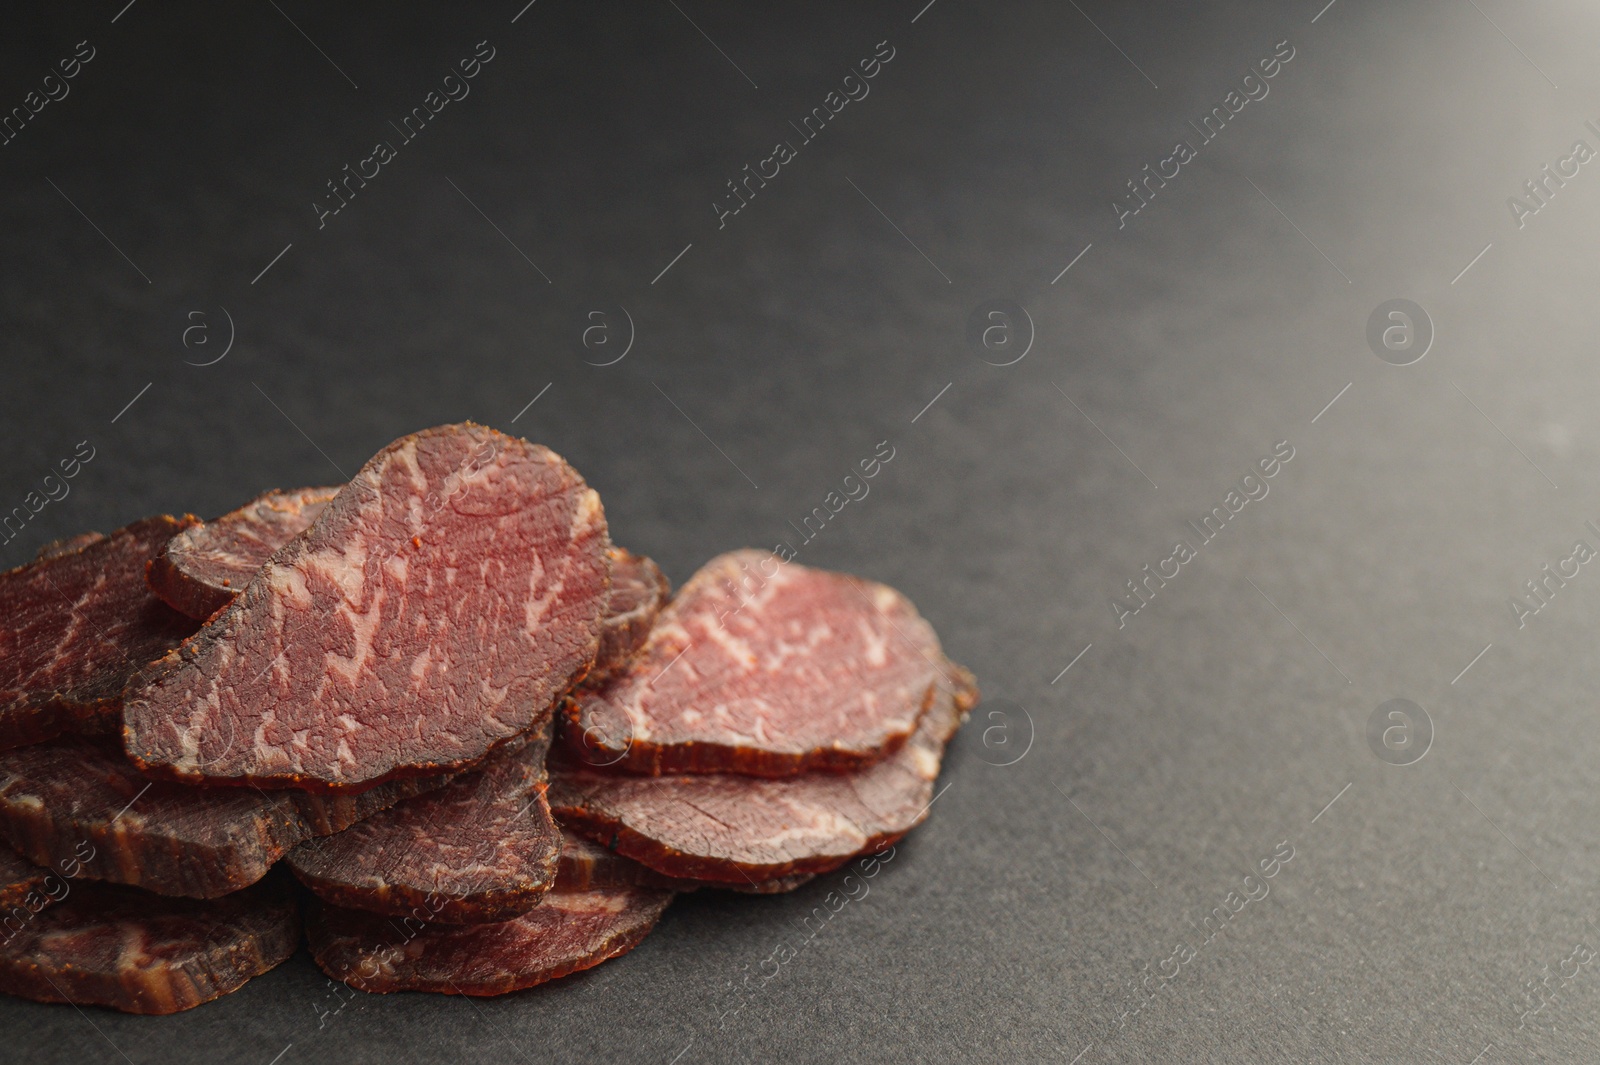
(555, 829), (813, 894)
(305, 885), (673, 995)
(587, 547), (669, 683)
(0, 516), (201, 750)
(288, 718), (561, 923)
(149, 484), (660, 675)
(551, 664), (977, 884)
(0, 875), (299, 1014)
(124, 422), (610, 791)
(0, 739), (443, 898)
(147, 486), (338, 620)
(562, 550), (942, 776)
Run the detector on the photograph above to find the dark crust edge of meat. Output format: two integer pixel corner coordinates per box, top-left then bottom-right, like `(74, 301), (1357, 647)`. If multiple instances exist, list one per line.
(0, 515), (202, 753)
(0, 876), (301, 1014)
(291, 864), (558, 926)
(304, 889), (674, 996)
(559, 676), (937, 778)
(32, 531), (107, 562)
(554, 806), (895, 885)
(145, 486), (342, 622)
(0, 740), (455, 899)
(554, 828), (816, 895)
(145, 553), (229, 622)
(122, 423), (612, 793)
(583, 547), (670, 687)
(555, 661), (979, 884)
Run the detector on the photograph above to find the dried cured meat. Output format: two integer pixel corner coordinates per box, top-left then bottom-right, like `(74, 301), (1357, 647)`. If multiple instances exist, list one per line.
(0, 516), (200, 750)
(124, 424), (610, 790)
(146, 486), (338, 620)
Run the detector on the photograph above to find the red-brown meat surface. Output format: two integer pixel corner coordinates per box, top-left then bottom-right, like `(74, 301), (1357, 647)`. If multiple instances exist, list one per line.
(562, 550), (942, 776)
(288, 718), (561, 923)
(554, 832), (678, 891)
(147, 486), (338, 620)
(551, 664), (976, 884)
(123, 423), (610, 790)
(0, 875), (299, 1014)
(0, 846), (52, 913)
(306, 884), (672, 995)
(32, 532), (106, 562)
(0, 516), (201, 750)
(0, 739), (443, 898)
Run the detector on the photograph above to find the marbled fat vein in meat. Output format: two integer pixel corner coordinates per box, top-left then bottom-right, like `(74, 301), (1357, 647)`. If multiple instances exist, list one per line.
(123, 423), (610, 790)
(563, 550), (943, 776)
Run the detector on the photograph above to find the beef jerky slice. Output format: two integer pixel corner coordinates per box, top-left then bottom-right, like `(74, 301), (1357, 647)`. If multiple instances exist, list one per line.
(148, 484), (656, 675)
(562, 550), (942, 776)
(147, 486), (339, 620)
(0, 875), (299, 1014)
(288, 719), (561, 923)
(586, 547), (669, 684)
(124, 422), (610, 790)
(306, 885), (673, 995)
(0, 515), (201, 750)
(551, 664), (977, 884)
(0, 739), (441, 898)
(556, 827), (813, 895)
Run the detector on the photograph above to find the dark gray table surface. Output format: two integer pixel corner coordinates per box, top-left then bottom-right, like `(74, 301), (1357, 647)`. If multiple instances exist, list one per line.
(4, 1), (1600, 1061)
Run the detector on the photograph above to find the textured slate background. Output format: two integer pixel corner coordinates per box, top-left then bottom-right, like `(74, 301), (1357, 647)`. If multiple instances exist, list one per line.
(4, 1), (1600, 1061)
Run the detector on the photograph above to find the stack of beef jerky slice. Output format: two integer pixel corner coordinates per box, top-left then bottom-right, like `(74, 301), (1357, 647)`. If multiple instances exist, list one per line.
(0, 421), (975, 1012)
(303, 546), (975, 997)
(547, 549), (978, 889)
(0, 424), (612, 1011)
